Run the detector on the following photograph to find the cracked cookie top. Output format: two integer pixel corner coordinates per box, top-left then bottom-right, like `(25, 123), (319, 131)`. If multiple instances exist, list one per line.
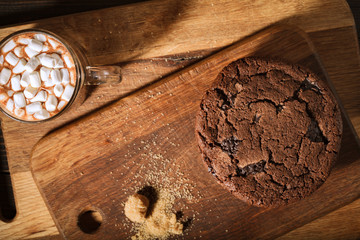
(195, 57), (343, 208)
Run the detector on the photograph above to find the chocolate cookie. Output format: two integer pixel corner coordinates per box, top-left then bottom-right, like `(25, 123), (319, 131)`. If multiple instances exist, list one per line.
(195, 57), (342, 207)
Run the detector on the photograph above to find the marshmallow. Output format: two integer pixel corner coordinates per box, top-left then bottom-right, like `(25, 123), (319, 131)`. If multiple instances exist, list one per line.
(34, 109), (50, 120)
(18, 38), (29, 45)
(13, 92), (26, 108)
(37, 52), (46, 61)
(29, 71), (41, 87)
(61, 85), (74, 101)
(24, 46), (39, 58)
(54, 84), (64, 97)
(44, 78), (55, 87)
(10, 75), (21, 91)
(20, 71), (30, 87)
(51, 53), (64, 68)
(14, 108), (25, 117)
(51, 53), (61, 61)
(13, 59), (27, 74)
(26, 102), (42, 114)
(7, 90), (14, 97)
(0, 55), (3, 65)
(0, 93), (7, 101)
(63, 55), (73, 68)
(31, 90), (47, 102)
(0, 68), (11, 85)
(6, 98), (14, 112)
(40, 55), (56, 68)
(57, 100), (66, 110)
(24, 85), (38, 99)
(45, 95), (58, 112)
(51, 69), (61, 84)
(48, 39), (59, 49)
(25, 57), (40, 72)
(40, 66), (51, 81)
(2, 40), (16, 53)
(34, 34), (47, 42)
(5, 52), (19, 66)
(14, 46), (23, 57)
(60, 68), (70, 83)
(42, 45), (49, 52)
(28, 39), (43, 52)
(70, 71), (76, 84)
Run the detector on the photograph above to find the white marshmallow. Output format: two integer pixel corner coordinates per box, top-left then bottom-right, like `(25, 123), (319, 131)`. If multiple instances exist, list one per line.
(60, 68), (70, 83)
(0, 55), (3, 65)
(57, 100), (66, 110)
(54, 84), (64, 97)
(40, 55), (56, 68)
(34, 109), (50, 120)
(63, 55), (73, 68)
(24, 46), (39, 58)
(25, 57), (40, 72)
(0, 93), (7, 101)
(6, 98), (14, 112)
(7, 90), (14, 97)
(42, 45), (49, 52)
(31, 90), (47, 102)
(28, 39), (43, 52)
(20, 71), (30, 87)
(0, 68), (11, 85)
(34, 34), (47, 42)
(70, 71), (75, 84)
(10, 75), (21, 91)
(5, 80), (10, 88)
(14, 108), (25, 117)
(51, 53), (61, 61)
(37, 52), (47, 61)
(51, 69), (61, 84)
(61, 85), (74, 101)
(29, 71), (41, 87)
(18, 38), (29, 45)
(5, 52), (19, 66)
(14, 46), (23, 57)
(13, 92), (26, 108)
(45, 95), (58, 112)
(40, 66), (51, 81)
(44, 78), (55, 87)
(48, 39), (59, 49)
(2, 40), (16, 53)
(26, 102), (42, 114)
(13, 59), (27, 74)
(24, 85), (38, 99)
(51, 53), (64, 68)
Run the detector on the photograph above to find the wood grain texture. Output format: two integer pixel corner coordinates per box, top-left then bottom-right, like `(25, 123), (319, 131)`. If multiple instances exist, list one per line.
(1, 0), (360, 239)
(31, 26), (360, 240)
(278, 198), (360, 240)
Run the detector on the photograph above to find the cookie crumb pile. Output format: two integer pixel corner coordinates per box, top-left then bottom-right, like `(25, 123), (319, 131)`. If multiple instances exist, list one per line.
(125, 190), (183, 240)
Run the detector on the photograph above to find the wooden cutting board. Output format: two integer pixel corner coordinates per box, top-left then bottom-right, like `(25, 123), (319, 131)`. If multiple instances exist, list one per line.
(1, 0), (360, 239)
(30, 25), (360, 240)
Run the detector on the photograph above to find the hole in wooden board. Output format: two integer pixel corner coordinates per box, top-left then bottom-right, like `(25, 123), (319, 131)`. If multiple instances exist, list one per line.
(77, 209), (103, 234)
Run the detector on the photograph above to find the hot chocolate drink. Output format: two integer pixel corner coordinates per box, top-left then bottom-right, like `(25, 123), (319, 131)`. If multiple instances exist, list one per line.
(0, 31), (77, 121)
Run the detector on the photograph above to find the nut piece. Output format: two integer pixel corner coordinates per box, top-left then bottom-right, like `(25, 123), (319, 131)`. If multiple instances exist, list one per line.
(124, 193), (149, 223)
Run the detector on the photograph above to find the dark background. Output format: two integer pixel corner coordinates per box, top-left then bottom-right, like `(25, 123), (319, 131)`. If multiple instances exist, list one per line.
(0, 0), (359, 221)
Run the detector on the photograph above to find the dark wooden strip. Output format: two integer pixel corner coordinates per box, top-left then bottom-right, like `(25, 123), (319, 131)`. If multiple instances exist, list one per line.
(0, 0), (147, 27)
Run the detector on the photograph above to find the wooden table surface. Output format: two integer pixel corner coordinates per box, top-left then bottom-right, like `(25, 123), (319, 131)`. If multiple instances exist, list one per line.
(0, 0), (360, 239)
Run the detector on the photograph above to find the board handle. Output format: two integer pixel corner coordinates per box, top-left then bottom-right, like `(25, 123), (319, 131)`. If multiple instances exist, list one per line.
(85, 66), (122, 85)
